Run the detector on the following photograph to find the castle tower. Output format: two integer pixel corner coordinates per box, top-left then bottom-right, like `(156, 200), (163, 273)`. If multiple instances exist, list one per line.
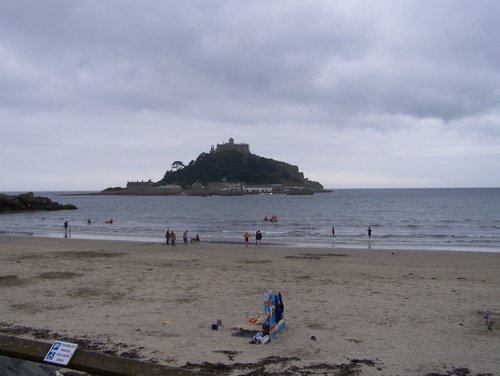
(214, 138), (250, 155)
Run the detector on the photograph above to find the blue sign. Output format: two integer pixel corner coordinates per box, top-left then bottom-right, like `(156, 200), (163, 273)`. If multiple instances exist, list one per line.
(44, 340), (78, 366)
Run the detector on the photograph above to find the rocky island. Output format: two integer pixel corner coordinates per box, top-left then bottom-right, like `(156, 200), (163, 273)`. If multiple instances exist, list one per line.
(0, 192), (78, 213)
(101, 138), (325, 196)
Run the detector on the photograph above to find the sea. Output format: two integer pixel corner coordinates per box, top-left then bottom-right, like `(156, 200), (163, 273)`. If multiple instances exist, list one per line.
(1, 188), (500, 252)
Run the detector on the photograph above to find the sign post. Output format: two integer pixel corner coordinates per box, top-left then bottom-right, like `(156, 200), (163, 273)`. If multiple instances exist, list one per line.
(43, 341), (78, 366)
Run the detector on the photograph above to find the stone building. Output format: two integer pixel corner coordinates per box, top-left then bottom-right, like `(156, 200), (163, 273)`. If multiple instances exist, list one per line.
(126, 181), (181, 195)
(126, 181), (154, 193)
(211, 137), (250, 155)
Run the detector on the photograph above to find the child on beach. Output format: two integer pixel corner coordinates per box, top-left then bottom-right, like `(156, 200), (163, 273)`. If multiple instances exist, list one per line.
(170, 231), (177, 249)
(243, 231), (250, 247)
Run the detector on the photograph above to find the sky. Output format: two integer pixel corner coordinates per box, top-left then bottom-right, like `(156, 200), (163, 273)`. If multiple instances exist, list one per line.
(1, 0), (500, 191)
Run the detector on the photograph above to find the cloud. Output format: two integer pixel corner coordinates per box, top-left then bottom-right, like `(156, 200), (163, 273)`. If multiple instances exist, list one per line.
(1, 0), (499, 190)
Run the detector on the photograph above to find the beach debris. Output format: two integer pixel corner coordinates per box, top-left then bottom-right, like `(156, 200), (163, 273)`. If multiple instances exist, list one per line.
(310, 335), (317, 341)
(232, 328), (260, 338)
(0, 274), (24, 287)
(213, 350), (240, 361)
(424, 367), (474, 376)
(162, 320), (176, 326)
(184, 356), (378, 375)
(285, 253), (349, 260)
(483, 311), (494, 331)
(346, 338), (364, 344)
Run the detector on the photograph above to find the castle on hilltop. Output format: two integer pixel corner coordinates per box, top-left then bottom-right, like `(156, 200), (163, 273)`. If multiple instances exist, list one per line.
(100, 135), (324, 196)
(211, 137), (250, 155)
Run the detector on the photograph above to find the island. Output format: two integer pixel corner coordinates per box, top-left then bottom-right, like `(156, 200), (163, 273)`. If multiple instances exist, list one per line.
(101, 138), (327, 196)
(0, 192), (78, 213)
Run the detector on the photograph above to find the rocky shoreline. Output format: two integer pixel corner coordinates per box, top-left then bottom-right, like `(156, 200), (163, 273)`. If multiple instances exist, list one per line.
(0, 192), (77, 213)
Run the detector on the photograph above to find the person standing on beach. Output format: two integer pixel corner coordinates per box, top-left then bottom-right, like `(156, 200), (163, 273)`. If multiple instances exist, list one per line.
(183, 230), (188, 245)
(165, 229), (170, 245)
(367, 226), (372, 239)
(170, 231), (177, 249)
(63, 220), (69, 238)
(255, 230), (262, 247)
(243, 231), (250, 247)
(332, 226), (335, 236)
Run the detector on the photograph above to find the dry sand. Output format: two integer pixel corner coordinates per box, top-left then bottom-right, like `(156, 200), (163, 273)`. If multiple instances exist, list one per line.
(0, 235), (499, 375)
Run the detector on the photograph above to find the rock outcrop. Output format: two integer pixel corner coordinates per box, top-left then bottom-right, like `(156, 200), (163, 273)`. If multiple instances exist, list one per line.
(0, 192), (77, 213)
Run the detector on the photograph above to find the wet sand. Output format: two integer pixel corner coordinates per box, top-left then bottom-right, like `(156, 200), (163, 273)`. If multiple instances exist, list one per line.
(0, 235), (499, 375)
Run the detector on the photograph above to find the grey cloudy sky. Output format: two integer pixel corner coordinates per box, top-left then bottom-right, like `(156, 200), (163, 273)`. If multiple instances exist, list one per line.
(1, 0), (500, 191)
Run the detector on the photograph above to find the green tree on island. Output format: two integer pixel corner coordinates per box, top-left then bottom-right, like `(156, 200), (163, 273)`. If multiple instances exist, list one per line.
(171, 161), (185, 171)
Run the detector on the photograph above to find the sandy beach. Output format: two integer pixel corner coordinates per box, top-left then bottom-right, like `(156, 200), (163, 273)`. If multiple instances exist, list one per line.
(0, 235), (499, 375)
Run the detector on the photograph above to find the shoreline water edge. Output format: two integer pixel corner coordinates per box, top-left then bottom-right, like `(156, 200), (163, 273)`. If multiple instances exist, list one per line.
(1, 231), (500, 254)
(1, 188), (500, 253)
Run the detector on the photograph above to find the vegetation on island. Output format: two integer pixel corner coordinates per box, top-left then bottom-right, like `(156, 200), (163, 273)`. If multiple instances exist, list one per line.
(160, 150), (324, 191)
(0, 192), (78, 213)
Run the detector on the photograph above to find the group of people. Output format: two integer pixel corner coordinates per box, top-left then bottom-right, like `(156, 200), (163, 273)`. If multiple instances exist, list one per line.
(163, 225), (371, 249)
(165, 229), (200, 248)
(86, 218), (112, 225)
(331, 225), (373, 238)
(263, 214), (278, 222)
(63, 218), (115, 238)
(243, 230), (263, 247)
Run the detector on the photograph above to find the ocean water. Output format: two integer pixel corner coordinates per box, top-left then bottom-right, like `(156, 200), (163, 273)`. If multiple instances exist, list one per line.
(1, 188), (499, 251)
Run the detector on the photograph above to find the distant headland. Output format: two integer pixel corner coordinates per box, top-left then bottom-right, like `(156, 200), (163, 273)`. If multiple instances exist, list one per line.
(101, 138), (327, 196)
